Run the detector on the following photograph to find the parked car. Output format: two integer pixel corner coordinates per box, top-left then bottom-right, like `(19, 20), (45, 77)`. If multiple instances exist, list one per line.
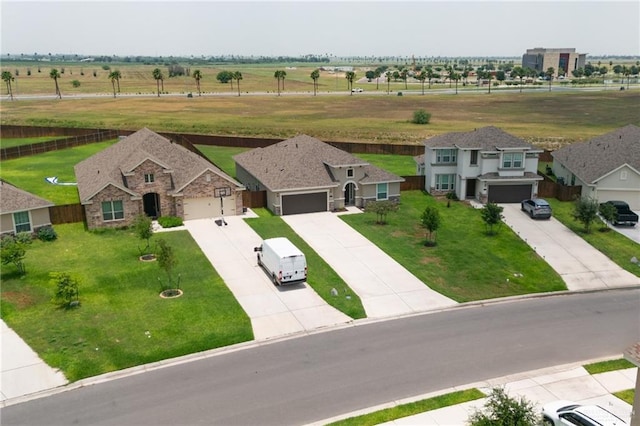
(599, 200), (638, 226)
(542, 400), (627, 426)
(521, 198), (552, 219)
(351, 88), (363, 93)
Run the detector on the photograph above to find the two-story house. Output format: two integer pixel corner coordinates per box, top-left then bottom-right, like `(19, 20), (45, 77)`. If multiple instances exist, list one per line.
(420, 126), (543, 203)
(234, 134), (404, 215)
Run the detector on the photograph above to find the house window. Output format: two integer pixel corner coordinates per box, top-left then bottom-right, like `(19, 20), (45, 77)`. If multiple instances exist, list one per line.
(102, 200), (124, 221)
(470, 150), (478, 166)
(13, 211), (31, 233)
(346, 168), (354, 178)
(376, 183), (388, 200)
(435, 149), (457, 164)
(144, 173), (155, 183)
(502, 152), (523, 169)
(435, 174), (456, 191)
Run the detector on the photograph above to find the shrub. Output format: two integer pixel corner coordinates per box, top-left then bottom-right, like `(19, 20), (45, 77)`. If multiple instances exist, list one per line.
(71, 80), (81, 88)
(412, 109), (431, 124)
(445, 191), (459, 201)
(50, 272), (80, 308)
(468, 387), (538, 425)
(15, 231), (33, 245)
(37, 226), (58, 242)
(157, 216), (184, 228)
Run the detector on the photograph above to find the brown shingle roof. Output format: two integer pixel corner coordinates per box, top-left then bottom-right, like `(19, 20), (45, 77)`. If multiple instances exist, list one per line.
(423, 126), (534, 150)
(234, 135), (403, 191)
(552, 124), (640, 184)
(74, 128), (240, 202)
(0, 180), (54, 214)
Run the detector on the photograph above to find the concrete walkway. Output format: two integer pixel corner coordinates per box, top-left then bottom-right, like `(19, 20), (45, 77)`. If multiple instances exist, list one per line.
(500, 204), (640, 290)
(0, 320), (67, 403)
(184, 212), (352, 341)
(282, 208), (457, 318)
(313, 362), (636, 425)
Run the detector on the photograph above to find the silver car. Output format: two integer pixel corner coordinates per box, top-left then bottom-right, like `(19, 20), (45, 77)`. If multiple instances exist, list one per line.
(542, 400), (626, 425)
(521, 198), (552, 219)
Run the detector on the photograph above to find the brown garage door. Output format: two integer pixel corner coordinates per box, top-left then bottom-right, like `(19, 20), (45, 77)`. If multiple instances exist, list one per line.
(282, 193), (327, 215)
(488, 184), (532, 203)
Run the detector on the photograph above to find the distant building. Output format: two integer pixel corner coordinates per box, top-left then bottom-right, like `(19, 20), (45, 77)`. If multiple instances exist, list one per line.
(522, 48), (586, 77)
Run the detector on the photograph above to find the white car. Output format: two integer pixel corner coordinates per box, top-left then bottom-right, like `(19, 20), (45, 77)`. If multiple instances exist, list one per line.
(542, 400), (626, 426)
(351, 88), (363, 93)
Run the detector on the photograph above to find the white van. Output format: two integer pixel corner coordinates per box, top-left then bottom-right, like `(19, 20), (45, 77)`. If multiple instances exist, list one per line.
(254, 238), (307, 286)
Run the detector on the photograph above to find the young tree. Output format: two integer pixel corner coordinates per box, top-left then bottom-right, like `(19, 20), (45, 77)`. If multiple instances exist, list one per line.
(365, 200), (398, 225)
(133, 214), (153, 256)
(421, 206), (441, 246)
(573, 196), (599, 233)
(2, 70), (15, 100)
(468, 387), (539, 426)
(50, 68), (61, 98)
(310, 69), (320, 96)
(480, 202), (504, 235)
(50, 272), (80, 308)
(192, 69), (202, 96)
(1, 236), (28, 275)
(598, 202), (617, 230)
(157, 239), (178, 290)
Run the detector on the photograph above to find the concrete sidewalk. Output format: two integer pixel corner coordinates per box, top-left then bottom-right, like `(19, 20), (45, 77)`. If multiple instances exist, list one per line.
(282, 209), (457, 318)
(314, 362), (636, 425)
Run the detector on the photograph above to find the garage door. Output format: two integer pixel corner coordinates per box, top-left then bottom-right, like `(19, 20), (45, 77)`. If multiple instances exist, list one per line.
(183, 195), (236, 220)
(282, 193), (327, 215)
(598, 190), (640, 211)
(487, 184), (532, 203)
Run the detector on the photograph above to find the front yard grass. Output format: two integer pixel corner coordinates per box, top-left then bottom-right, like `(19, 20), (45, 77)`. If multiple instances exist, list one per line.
(584, 358), (636, 374)
(245, 208), (367, 319)
(341, 191), (566, 302)
(0, 223), (253, 382)
(546, 199), (640, 277)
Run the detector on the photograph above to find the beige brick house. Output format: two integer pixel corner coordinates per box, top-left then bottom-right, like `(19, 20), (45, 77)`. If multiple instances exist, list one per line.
(75, 128), (244, 229)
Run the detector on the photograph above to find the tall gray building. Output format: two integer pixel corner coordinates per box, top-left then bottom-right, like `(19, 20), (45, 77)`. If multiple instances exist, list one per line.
(522, 48), (586, 77)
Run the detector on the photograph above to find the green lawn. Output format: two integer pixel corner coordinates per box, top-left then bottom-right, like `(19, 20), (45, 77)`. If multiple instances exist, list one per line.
(356, 153), (417, 176)
(195, 144), (250, 177)
(341, 191), (567, 302)
(245, 208), (366, 319)
(546, 199), (640, 277)
(0, 224), (253, 381)
(0, 140), (117, 205)
(0, 136), (67, 149)
(614, 389), (635, 405)
(584, 358), (636, 374)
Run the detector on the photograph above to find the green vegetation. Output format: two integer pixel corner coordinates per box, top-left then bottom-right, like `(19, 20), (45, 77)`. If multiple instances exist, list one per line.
(0, 140), (117, 204)
(356, 153), (417, 176)
(468, 387), (538, 426)
(245, 208), (366, 319)
(327, 388), (485, 426)
(0, 136), (67, 149)
(614, 389), (635, 405)
(584, 358), (635, 374)
(547, 199), (640, 277)
(342, 191), (566, 302)
(195, 144), (251, 177)
(0, 223), (253, 381)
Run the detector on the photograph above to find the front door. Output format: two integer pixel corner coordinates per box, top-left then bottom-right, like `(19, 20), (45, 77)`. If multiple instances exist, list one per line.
(143, 193), (161, 218)
(344, 183), (356, 205)
(466, 179), (476, 198)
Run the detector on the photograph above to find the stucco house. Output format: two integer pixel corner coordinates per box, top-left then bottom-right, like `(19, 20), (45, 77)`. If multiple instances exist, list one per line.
(552, 124), (640, 210)
(0, 180), (54, 236)
(418, 126), (543, 203)
(234, 134), (404, 215)
(75, 128), (244, 229)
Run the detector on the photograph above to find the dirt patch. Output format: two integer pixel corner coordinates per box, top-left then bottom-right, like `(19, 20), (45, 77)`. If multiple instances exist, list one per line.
(2, 291), (37, 309)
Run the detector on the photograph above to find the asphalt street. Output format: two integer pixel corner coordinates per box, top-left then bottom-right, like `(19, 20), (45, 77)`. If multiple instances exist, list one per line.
(2, 289), (638, 426)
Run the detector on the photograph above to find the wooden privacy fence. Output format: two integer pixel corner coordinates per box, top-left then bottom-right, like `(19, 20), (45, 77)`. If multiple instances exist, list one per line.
(49, 204), (86, 225)
(1, 129), (120, 160)
(242, 191), (267, 208)
(537, 180), (581, 201)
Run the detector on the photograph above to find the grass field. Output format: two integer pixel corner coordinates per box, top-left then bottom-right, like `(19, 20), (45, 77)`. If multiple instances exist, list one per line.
(0, 136), (67, 149)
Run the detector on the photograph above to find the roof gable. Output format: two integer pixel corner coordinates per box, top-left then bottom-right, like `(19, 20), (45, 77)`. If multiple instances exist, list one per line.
(552, 125), (640, 183)
(0, 180), (54, 214)
(423, 126), (533, 150)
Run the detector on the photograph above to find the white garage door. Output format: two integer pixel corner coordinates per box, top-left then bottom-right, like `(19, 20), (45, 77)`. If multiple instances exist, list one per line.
(184, 195), (236, 220)
(597, 190), (640, 210)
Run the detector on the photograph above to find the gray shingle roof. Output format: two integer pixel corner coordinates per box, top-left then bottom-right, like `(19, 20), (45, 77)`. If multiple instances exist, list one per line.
(74, 128), (240, 202)
(234, 134), (403, 191)
(423, 126), (534, 150)
(552, 124), (640, 184)
(0, 180), (54, 214)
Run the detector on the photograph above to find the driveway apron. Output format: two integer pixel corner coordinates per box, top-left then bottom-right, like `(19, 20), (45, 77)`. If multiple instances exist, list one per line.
(282, 209), (457, 318)
(501, 204), (640, 290)
(184, 215), (352, 341)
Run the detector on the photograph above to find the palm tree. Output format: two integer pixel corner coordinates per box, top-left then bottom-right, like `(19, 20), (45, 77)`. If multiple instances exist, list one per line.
(274, 70), (287, 95)
(108, 70), (119, 98)
(310, 69), (320, 96)
(192, 69), (202, 96)
(49, 68), (61, 99)
(452, 72), (461, 94)
(426, 67), (437, 89)
(400, 68), (408, 89)
(234, 71), (243, 96)
(511, 66), (525, 93)
(374, 68), (381, 90)
(2, 70), (15, 100)
(345, 71), (355, 94)
(112, 70), (122, 93)
(416, 70), (427, 95)
(385, 71), (392, 94)
(545, 67), (555, 92)
(280, 70), (286, 91)
(152, 68), (163, 97)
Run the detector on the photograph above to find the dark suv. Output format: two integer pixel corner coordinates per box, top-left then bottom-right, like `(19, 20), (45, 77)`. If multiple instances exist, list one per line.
(521, 198), (552, 219)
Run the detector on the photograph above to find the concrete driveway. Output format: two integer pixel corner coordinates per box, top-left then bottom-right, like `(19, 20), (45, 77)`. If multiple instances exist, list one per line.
(282, 209), (457, 318)
(184, 213), (352, 341)
(605, 211), (640, 244)
(500, 204), (640, 290)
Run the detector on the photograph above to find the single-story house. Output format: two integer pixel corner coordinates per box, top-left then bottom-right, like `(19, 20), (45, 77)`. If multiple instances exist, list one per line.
(75, 128), (245, 229)
(419, 126), (543, 203)
(234, 134), (404, 215)
(552, 124), (640, 210)
(0, 180), (54, 236)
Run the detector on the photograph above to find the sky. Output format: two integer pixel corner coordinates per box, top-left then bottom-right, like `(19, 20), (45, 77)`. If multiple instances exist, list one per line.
(1, 1), (639, 58)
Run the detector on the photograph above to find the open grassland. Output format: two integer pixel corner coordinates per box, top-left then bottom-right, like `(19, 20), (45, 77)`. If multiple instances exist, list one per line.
(0, 224), (253, 381)
(341, 191), (567, 302)
(2, 89), (638, 147)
